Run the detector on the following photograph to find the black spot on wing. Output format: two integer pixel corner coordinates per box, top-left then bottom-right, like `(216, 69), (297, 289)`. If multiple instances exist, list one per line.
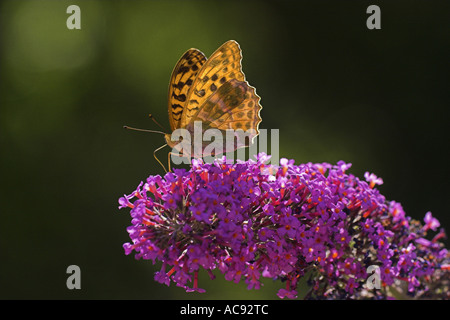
(171, 104), (183, 114)
(172, 93), (186, 102)
(178, 66), (189, 74)
(172, 108), (183, 115)
(172, 81), (184, 89)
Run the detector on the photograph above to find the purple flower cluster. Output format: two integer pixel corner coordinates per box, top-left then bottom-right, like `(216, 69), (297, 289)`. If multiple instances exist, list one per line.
(119, 154), (449, 299)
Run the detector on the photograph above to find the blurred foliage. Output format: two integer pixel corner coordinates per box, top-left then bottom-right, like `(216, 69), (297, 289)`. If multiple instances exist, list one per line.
(0, 0), (448, 299)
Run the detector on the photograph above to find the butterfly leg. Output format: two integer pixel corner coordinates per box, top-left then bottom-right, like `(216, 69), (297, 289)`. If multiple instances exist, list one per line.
(167, 152), (177, 173)
(154, 144), (168, 173)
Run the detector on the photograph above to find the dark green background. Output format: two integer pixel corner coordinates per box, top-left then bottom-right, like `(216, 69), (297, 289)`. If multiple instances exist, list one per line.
(1, 0), (449, 299)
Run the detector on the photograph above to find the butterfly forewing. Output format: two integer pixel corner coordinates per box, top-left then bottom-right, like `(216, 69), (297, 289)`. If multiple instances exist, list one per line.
(167, 49), (207, 131)
(180, 40), (246, 128)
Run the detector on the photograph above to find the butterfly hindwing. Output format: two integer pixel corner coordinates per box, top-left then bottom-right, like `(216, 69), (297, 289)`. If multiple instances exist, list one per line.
(180, 40), (246, 128)
(167, 48), (207, 131)
(187, 79), (262, 150)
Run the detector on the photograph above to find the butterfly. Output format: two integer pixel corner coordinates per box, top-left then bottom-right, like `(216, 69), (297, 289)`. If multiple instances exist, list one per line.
(126, 40), (262, 172)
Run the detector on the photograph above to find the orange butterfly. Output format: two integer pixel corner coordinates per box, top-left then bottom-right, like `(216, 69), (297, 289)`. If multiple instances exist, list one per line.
(125, 40), (262, 172)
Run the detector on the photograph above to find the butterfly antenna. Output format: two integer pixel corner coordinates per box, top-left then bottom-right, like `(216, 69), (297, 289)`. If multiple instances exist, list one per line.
(148, 114), (167, 131)
(123, 126), (166, 135)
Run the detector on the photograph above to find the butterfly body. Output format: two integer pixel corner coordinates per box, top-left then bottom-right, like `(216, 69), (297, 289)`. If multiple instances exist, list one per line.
(165, 40), (262, 159)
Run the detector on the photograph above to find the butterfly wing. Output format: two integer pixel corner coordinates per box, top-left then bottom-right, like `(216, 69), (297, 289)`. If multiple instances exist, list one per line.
(180, 40), (246, 128)
(167, 48), (207, 131)
(186, 79), (262, 152)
